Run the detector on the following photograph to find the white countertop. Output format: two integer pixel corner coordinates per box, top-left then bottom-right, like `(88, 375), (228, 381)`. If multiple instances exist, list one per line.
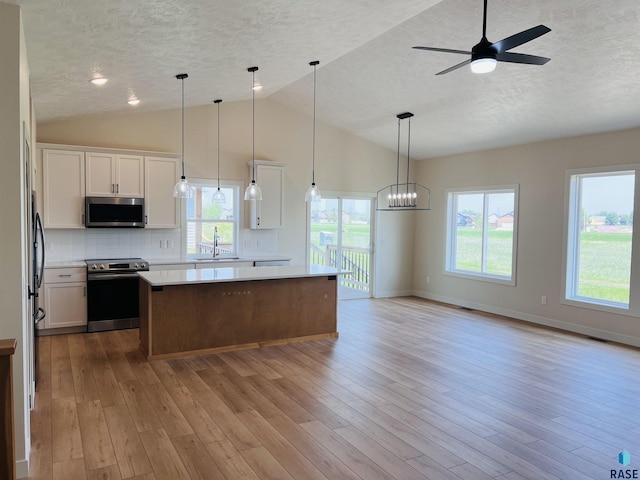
(45, 260), (86, 268)
(138, 265), (345, 286)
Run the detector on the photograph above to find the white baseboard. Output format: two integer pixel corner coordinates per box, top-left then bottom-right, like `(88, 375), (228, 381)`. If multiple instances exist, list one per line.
(413, 290), (640, 349)
(16, 458), (29, 479)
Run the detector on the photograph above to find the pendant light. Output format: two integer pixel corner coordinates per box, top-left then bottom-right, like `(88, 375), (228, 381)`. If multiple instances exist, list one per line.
(212, 99), (226, 203)
(244, 66), (263, 201)
(305, 60), (321, 202)
(376, 112), (430, 211)
(173, 73), (193, 198)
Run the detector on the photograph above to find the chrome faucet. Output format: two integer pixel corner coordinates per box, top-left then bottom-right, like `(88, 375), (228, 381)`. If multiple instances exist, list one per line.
(213, 226), (219, 258)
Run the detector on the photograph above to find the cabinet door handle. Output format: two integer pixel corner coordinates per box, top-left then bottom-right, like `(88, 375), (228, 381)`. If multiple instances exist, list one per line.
(112, 184), (115, 193)
(82, 214), (85, 224)
(83, 286), (86, 297)
(58, 274), (72, 277)
(145, 215), (148, 224)
(116, 183), (119, 194)
(257, 216), (260, 226)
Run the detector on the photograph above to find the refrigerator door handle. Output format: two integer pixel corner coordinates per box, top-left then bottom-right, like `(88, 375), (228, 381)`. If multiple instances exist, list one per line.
(34, 307), (46, 324)
(35, 213), (45, 289)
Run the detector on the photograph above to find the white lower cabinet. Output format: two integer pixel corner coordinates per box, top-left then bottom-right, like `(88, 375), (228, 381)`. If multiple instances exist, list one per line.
(42, 267), (87, 330)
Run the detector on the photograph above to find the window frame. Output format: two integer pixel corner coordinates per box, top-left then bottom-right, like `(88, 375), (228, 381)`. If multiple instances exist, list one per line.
(562, 165), (640, 316)
(444, 184), (519, 286)
(181, 179), (243, 258)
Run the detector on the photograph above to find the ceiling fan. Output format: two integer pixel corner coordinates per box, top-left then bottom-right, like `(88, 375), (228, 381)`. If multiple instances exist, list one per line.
(413, 0), (551, 75)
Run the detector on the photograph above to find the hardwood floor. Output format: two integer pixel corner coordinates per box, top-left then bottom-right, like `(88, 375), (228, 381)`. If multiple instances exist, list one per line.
(27, 297), (640, 479)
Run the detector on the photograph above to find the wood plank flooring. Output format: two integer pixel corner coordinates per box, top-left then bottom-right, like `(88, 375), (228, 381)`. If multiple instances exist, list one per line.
(27, 297), (640, 479)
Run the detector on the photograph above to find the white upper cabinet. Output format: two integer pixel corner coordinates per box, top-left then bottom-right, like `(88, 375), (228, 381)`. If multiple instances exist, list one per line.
(248, 161), (285, 229)
(145, 156), (180, 228)
(42, 149), (85, 228)
(86, 152), (144, 197)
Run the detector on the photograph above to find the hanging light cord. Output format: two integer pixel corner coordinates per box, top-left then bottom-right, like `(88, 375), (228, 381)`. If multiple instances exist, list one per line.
(217, 101), (221, 190)
(406, 117), (411, 194)
(181, 76), (185, 178)
(312, 62), (317, 185)
(252, 69), (256, 183)
(396, 118), (401, 194)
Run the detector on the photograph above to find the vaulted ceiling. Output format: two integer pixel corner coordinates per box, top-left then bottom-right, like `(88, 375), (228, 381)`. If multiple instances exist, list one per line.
(14, 0), (640, 158)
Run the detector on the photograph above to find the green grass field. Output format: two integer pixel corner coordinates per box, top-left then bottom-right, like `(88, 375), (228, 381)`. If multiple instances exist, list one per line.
(454, 228), (632, 304)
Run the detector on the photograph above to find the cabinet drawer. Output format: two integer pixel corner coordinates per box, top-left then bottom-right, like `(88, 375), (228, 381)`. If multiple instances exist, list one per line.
(45, 267), (86, 283)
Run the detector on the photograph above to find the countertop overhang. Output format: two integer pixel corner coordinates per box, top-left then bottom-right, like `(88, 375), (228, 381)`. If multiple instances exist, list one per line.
(138, 264), (346, 287)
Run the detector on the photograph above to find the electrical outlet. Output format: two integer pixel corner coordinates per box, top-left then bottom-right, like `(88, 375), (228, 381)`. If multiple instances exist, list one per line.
(159, 240), (164, 249)
(541, 295), (547, 305)
(257, 240), (263, 247)
(245, 239), (252, 248)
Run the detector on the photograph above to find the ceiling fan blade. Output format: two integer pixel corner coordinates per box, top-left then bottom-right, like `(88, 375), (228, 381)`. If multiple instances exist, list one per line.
(413, 46), (471, 55)
(496, 51), (550, 65)
(492, 25), (551, 53)
(436, 59), (472, 75)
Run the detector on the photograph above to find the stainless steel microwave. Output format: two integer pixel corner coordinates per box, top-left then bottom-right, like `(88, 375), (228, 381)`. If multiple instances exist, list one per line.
(85, 196), (145, 228)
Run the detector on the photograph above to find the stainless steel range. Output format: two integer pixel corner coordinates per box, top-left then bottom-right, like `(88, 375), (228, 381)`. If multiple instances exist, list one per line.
(85, 258), (149, 332)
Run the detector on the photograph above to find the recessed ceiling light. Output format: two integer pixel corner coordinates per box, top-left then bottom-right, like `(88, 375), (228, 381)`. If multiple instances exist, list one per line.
(127, 98), (140, 106)
(90, 77), (108, 86)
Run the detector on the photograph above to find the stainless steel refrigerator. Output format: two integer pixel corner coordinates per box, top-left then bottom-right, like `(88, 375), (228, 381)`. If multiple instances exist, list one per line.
(29, 191), (46, 389)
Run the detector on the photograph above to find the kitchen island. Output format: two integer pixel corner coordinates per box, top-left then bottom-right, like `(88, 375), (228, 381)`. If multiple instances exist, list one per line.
(138, 265), (342, 360)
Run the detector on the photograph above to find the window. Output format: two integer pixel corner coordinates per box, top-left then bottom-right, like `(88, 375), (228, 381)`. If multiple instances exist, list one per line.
(445, 186), (518, 284)
(564, 168), (636, 311)
(184, 182), (240, 256)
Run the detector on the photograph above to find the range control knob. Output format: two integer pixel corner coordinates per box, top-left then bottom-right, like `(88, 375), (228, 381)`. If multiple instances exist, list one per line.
(133, 263), (139, 269)
(139, 263), (147, 269)
(99, 264), (106, 270)
(90, 264), (97, 270)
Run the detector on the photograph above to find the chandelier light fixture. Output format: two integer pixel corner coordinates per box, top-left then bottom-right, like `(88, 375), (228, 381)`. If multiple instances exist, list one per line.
(305, 60), (321, 203)
(212, 99), (226, 203)
(173, 73), (194, 198)
(244, 66), (263, 201)
(376, 112), (430, 211)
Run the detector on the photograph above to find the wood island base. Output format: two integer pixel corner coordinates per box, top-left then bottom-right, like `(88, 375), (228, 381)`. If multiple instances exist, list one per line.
(139, 274), (338, 360)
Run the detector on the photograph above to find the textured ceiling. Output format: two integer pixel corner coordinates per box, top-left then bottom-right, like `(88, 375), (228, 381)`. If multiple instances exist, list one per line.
(15, 0), (640, 159)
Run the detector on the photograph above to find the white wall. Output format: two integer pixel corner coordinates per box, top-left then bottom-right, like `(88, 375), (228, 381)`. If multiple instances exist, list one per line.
(0, 3), (32, 477)
(37, 97), (414, 295)
(414, 126), (640, 346)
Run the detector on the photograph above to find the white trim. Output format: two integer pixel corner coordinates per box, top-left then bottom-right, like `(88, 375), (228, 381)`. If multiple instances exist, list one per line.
(413, 290), (640, 348)
(16, 458), (29, 479)
(444, 184), (519, 286)
(181, 178), (242, 257)
(374, 289), (414, 298)
(562, 165), (639, 315)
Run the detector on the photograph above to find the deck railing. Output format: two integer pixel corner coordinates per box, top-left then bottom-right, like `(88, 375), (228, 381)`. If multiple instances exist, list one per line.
(310, 244), (369, 292)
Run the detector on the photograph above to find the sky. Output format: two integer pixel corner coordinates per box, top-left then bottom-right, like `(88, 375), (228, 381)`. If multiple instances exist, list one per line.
(581, 173), (635, 215)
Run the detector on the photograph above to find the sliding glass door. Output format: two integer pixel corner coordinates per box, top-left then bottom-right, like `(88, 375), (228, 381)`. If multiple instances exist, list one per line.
(308, 195), (373, 299)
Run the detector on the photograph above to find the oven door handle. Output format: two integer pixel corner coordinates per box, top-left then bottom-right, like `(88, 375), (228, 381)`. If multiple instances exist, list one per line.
(87, 273), (141, 280)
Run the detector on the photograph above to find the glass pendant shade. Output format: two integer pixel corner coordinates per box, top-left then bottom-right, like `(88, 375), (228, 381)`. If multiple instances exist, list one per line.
(244, 180), (262, 200)
(212, 187), (226, 203)
(305, 182), (321, 202)
(173, 176), (193, 198)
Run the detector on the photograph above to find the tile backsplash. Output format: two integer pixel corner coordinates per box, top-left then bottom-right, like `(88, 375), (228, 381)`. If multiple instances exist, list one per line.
(44, 228), (278, 261)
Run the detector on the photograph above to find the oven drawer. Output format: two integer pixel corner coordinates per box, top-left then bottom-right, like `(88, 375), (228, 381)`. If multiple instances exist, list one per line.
(45, 267), (86, 283)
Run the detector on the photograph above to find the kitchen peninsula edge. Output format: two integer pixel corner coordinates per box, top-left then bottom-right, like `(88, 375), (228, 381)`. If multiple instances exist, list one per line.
(138, 265), (344, 360)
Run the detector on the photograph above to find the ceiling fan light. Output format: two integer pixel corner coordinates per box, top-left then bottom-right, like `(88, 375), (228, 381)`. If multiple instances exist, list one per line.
(471, 57), (497, 74)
